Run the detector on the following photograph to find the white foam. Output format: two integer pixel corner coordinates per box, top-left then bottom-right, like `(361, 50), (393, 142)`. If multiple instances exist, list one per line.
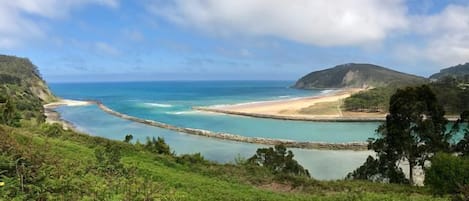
(320, 89), (336, 94)
(166, 110), (219, 115)
(166, 111), (194, 115)
(144, 103), (173, 108)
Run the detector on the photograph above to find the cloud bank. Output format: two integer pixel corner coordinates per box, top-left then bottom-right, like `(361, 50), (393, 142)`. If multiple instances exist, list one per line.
(149, 0), (409, 46)
(0, 0), (118, 48)
(411, 5), (469, 66)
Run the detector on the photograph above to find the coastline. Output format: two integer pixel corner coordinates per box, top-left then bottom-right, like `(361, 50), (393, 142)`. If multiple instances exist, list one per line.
(44, 99), (369, 151)
(194, 88), (388, 122)
(192, 88), (460, 122)
(43, 99), (94, 131)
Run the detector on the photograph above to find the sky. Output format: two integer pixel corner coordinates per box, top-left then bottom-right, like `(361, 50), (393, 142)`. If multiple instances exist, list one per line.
(0, 0), (469, 82)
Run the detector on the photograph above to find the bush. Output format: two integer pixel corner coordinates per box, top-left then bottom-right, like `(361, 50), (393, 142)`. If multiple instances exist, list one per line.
(176, 153), (206, 165)
(144, 137), (172, 155)
(425, 153), (469, 195)
(248, 144), (310, 177)
(452, 185), (469, 201)
(40, 123), (64, 137)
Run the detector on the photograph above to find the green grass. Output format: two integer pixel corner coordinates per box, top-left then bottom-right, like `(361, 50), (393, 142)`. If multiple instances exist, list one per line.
(0, 123), (450, 200)
(299, 101), (341, 116)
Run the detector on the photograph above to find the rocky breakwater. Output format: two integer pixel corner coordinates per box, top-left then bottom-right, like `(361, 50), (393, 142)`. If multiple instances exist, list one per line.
(95, 102), (368, 151)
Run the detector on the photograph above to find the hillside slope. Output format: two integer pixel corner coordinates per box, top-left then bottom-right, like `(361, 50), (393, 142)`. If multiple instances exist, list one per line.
(294, 63), (427, 89)
(0, 55), (55, 102)
(430, 63), (469, 80)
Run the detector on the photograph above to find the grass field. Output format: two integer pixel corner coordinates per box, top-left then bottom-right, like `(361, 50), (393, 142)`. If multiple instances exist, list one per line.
(0, 121), (449, 200)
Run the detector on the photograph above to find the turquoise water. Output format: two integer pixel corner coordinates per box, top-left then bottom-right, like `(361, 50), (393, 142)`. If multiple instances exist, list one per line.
(57, 104), (372, 180)
(50, 81), (379, 142)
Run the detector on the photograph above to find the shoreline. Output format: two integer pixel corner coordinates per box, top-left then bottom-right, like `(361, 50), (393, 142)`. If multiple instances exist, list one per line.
(194, 89), (460, 122)
(44, 99), (369, 151)
(43, 99), (95, 131)
(195, 88), (387, 122)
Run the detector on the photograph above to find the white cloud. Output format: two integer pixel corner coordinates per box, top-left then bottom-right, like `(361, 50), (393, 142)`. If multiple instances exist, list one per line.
(0, 0), (119, 48)
(148, 0), (408, 46)
(394, 5), (469, 66)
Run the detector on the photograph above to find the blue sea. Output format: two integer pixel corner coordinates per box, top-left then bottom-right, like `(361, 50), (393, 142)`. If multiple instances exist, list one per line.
(50, 81), (377, 180)
(50, 81), (379, 142)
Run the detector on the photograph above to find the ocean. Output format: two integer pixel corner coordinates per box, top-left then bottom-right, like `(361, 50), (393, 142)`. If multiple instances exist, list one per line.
(50, 81), (377, 180)
(50, 81), (379, 142)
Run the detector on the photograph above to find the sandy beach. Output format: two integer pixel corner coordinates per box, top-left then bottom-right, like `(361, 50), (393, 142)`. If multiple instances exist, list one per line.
(43, 99), (94, 130)
(44, 99), (93, 108)
(195, 88), (388, 122)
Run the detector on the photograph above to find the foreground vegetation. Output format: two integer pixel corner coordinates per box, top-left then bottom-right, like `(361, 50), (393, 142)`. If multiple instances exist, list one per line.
(0, 122), (447, 200)
(347, 85), (469, 200)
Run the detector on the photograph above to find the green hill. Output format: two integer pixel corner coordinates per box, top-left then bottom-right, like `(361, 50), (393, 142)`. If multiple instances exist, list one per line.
(294, 63), (427, 89)
(430, 63), (469, 80)
(0, 55), (56, 124)
(0, 55), (55, 102)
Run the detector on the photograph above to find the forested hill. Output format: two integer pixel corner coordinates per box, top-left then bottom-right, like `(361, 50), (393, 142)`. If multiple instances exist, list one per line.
(0, 55), (56, 124)
(0, 54), (55, 103)
(293, 63), (427, 89)
(430, 62), (469, 80)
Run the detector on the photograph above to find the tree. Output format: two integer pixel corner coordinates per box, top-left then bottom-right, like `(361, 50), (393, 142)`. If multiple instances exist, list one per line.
(248, 144), (310, 177)
(123, 134), (133, 143)
(144, 137), (171, 155)
(350, 85), (454, 184)
(455, 111), (469, 156)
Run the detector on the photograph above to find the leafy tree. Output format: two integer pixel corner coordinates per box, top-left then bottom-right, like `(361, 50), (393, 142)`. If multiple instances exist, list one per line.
(455, 111), (469, 156)
(123, 134), (133, 143)
(144, 137), (171, 155)
(346, 156), (406, 183)
(350, 85), (454, 184)
(248, 144), (310, 177)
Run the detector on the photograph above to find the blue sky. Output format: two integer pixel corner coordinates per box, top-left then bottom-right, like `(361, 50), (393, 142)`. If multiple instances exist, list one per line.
(0, 0), (468, 82)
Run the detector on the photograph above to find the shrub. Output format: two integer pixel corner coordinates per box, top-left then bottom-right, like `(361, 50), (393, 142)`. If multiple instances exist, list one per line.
(248, 144), (310, 177)
(425, 153), (469, 195)
(144, 137), (172, 155)
(40, 123), (64, 137)
(176, 153), (206, 165)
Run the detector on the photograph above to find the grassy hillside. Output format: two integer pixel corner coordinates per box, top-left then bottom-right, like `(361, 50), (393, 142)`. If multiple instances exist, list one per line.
(0, 55), (55, 102)
(294, 63), (427, 89)
(430, 63), (469, 80)
(0, 123), (446, 200)
(343, 77), (469, 114)
(0, 55), (56, 125)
